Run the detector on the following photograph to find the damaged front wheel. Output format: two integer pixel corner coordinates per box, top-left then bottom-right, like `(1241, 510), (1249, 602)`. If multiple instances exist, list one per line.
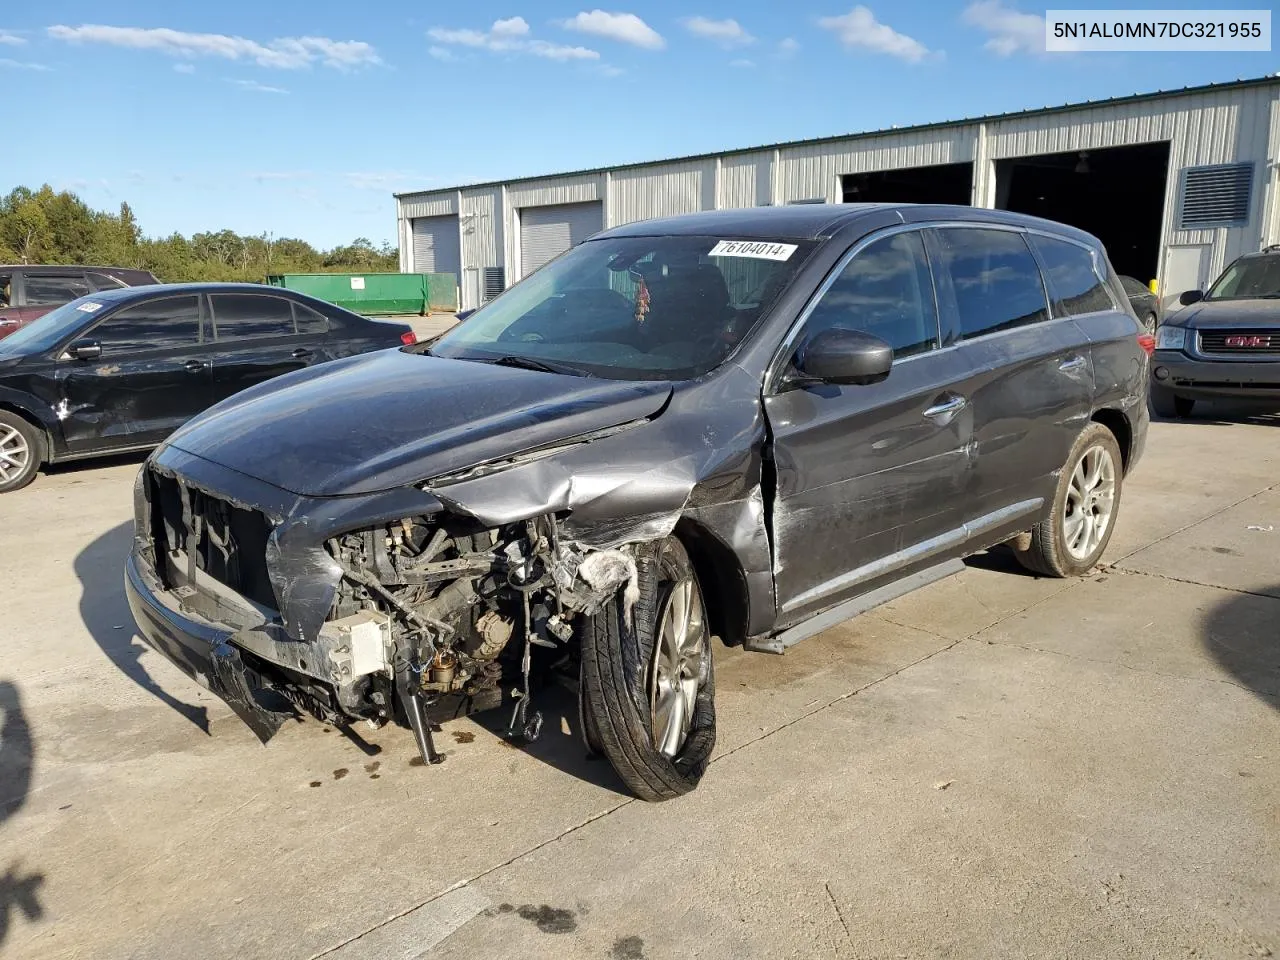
(579, 537), (715, 801)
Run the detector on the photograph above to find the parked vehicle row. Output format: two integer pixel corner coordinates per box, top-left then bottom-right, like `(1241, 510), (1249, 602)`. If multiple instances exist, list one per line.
(0, 263), (157, 339)
(122, 204), (1151, 801)
(0, 283), (415, 492)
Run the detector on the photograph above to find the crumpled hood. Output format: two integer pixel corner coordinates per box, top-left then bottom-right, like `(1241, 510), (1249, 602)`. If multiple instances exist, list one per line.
(1174, 298), (1280, 327)
(166, 349), (672, 497)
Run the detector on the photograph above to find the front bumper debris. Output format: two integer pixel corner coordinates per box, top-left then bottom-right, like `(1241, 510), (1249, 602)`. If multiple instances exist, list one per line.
(125, 554), (290, 742)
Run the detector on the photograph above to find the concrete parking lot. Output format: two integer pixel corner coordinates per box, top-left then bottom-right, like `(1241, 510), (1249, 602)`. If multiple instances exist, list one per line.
(1, 406), (1277, 960)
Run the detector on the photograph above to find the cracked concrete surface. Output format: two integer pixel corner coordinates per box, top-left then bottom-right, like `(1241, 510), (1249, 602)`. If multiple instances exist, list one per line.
(0, 407), (1277, 959)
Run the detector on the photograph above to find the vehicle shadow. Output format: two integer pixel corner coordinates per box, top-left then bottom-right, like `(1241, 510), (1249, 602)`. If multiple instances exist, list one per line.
(470, 683), (631, 798)
(1201, 586), (1280, 712)
(963, 544), (1039, 578)
(0, 679), (45, 947)
(74, 521), (209, 734)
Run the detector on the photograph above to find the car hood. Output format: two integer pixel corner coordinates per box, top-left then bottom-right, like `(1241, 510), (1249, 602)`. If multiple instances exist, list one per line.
(165, 349), (673, 498)
(1174, 298), (1280, 327)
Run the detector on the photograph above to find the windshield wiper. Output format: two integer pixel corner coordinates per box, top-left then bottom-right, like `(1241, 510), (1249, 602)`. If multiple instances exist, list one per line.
(490, 355), (593, 377)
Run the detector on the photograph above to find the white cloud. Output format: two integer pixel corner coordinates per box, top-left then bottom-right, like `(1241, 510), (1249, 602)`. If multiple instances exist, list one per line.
(0, 32), (26, 45)
(0, 58), (51, 71)
(228, 78), (289, 94)
(962, 1), (1044, 56)
(173, 62), (195, 74)
(561, 10), (664, 50)
(595, 63), (625, 77)
(681, 17), (754, 46)
(778, 37), (800, 56)
(429, 17), (599, 60)
(729, 58), (755, 68)
(47, 24), (381, 70)
(818, 6), (931, 63)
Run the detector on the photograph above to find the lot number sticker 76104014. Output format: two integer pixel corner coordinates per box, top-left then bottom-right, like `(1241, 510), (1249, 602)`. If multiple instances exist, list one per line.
(707, 240), (798, 261)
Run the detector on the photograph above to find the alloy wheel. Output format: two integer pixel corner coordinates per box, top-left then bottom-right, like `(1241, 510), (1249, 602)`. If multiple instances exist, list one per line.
(649, 577), (709, 758)
(1063, 444), (1117, 561)
(0, 424), (30, 484)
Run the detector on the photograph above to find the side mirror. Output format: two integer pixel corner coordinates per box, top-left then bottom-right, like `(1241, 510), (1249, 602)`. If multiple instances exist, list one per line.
(455, 309), (476, 322)
(791, 328), (893, 387)
(1179, 289), (1204, 306)
(66, 339), (102, 361)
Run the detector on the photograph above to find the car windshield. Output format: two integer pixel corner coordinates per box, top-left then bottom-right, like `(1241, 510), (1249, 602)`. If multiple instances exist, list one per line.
(0, 295), (105, 356)
(429, 235), (817, 380)
(1206, 256), (1280, 300)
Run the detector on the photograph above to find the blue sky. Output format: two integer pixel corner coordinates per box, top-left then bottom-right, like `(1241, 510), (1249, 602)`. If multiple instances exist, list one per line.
(3, 2), (1276, 248)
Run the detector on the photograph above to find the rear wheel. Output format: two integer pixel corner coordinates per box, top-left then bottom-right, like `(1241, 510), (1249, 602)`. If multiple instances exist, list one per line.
(1142, 312), (1158, 336)
(0, 411), (43, 494)
(579, 537), (716, 801)
(1015, 423), (1123, 578)
(1150, 384), (1195, 419)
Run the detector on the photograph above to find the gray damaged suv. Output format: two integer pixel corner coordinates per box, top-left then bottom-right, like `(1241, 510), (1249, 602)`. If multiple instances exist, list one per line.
(125, 205), (1150, 801)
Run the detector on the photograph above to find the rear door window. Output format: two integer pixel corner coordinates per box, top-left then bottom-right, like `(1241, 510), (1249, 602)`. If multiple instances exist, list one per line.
(802, 230), (939, 360)
(0, 273), (12, 309)
(91, 295), (201, 353)
(1030, 235), (1117, 317)
(209, 294), (297, 340)
(23, 273), (91, 306)
(932, 228), (1049, 339)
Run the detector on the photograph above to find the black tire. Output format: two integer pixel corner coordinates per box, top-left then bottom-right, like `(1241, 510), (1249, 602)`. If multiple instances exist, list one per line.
(1150, 384), (1194, 419)
(0, 410), (44, 494)
(1015, 423), (1123, 579)
(578, 537), (716, 801)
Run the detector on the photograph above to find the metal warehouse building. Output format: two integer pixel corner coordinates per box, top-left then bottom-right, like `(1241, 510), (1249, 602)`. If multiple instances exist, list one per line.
(395, 75), (1280, 312)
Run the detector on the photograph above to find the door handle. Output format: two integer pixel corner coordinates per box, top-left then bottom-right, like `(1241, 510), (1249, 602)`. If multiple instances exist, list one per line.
(1058, 355), (1087, 372)
(183, 360), (207, 373)
(291, 348), (313, 359)
(923, 395), (967, 420)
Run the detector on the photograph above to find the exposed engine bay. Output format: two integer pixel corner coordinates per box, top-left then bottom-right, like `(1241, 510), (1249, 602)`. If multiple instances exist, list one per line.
(315, 513), (638, 762)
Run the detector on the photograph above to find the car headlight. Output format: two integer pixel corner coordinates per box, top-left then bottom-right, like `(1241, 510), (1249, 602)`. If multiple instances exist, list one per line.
(1155, 325), (1187, 351)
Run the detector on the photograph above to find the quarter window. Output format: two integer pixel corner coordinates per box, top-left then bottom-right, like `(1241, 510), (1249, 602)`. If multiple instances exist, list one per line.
(291, 301), (330, 336)
(24, 274), (90, 305)
(1031, 235), (1115, 316)
(803, 231), (939, 360)
(88, 272), (128, 292)
(210, 294), (296, 340)
(92, 296), (200, 353)
(933, 228), (1049, 339)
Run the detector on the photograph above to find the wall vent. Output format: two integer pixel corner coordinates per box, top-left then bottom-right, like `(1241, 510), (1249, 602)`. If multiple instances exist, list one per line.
(482, 267), (505, 302)
(1179, 163), (1253, 228)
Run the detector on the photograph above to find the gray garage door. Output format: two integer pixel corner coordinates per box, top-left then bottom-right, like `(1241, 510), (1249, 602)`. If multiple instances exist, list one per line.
(519, 201), (603, 278)
(411, 215), (461, 276)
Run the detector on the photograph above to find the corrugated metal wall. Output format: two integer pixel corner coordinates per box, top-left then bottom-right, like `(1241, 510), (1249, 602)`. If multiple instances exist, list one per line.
(775, 129), (975, 203)
(611, 158), (714, 224)
(397, 81), (1280, 303)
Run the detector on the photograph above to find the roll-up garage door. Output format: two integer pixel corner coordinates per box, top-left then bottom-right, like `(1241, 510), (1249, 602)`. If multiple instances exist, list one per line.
(519, 201), (603, 277)
(412, 215), (461, 277)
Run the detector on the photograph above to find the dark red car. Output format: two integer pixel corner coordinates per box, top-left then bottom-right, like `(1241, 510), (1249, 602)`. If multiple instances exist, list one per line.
(0, 265), (158, 339)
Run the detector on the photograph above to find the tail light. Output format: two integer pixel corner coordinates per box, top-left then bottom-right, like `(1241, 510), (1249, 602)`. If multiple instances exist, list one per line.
(1137, 333), (1155, 356)
(400, 331), (418, 346)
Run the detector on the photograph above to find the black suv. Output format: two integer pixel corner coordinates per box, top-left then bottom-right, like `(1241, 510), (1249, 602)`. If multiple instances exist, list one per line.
(0, 283), (415, 491)
(1151, 246), (1280, 417)
(125, 205), (1150, 800)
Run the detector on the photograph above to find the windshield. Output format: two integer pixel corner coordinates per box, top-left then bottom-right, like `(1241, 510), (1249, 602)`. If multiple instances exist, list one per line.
(429, 235), (816, 380)
(1206, 256), (1280, 300)
(0, 296), (105, 356)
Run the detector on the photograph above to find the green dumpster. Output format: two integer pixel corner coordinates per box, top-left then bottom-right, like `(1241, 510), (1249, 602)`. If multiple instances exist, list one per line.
(265, 273), (458, 315)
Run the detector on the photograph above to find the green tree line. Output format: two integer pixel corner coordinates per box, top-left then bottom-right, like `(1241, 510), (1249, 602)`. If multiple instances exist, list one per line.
(0, 185), (399, 282)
